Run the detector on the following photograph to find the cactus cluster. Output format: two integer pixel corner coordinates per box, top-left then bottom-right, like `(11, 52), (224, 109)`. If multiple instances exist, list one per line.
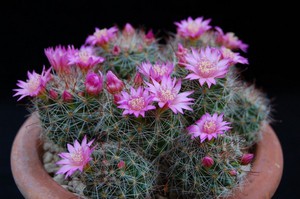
(14, 17), (270, 198)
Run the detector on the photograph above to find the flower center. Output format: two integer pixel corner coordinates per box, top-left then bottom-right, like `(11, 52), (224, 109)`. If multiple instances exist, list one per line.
(79, 50), (90, 62)
(187, 22), (199, 34)
(198, 59), (215, 77)
(71, 150), (83, 162)
(203, 121), (217, 134)
(95, 29), (108, 38)
(27, 76), (41, 93)
(129, 97), (145, 111)
(152, 64), (167, 76)
(160, 88), (175, 102)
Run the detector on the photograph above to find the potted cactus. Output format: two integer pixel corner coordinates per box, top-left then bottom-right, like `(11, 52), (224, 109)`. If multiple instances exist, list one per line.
(11, 17), (283, 199)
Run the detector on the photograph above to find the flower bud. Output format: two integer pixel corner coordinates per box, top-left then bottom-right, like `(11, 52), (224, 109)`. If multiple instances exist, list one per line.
(144, 29), (155, 44)
(176, 43), (188, 66)
(241, 153), (254, 165)
(106, 71), (124, 94)
(85, 72), (103, 95)
(117, 160), (125, 169)
(229, 169), (237, 176)
(134, 73), (143, 86)
(112, 45), (121, 55)
(113, 94), (122, 105)
(49, 89), (58, 100)
(123, 23), (135, 36)
(62, 90), (73, 102)
(202, 156), (214, 168)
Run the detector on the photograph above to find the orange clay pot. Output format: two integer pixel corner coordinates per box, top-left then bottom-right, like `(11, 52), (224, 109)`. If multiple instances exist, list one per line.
(11, 114), (283, 199)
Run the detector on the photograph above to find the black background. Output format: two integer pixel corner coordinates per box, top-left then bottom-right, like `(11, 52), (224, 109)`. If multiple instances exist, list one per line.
(1, 1), (298, 198)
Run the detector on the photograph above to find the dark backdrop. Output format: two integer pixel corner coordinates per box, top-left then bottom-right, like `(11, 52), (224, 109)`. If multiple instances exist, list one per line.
(1, 1), (298, 198)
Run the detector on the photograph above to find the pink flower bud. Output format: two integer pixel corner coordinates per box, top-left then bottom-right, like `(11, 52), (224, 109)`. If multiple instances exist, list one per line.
(144, 29), (155, 44)
(134, 73), (143, 86)
(229, 170), (237, 176)
(202, 156), (214, 168)
(117, 160), (125, 169)
(62, 90), (73, 102)
(241, 153), (254, 165)
(113, 94), (122, 105)
(176, 43), (188, 66)
(123, 23), (135, 36)
(85, 72), (103, 95)
(106, 71), (124, 94)
(112, 45), (121, 55)
(49, 89), (58, 100)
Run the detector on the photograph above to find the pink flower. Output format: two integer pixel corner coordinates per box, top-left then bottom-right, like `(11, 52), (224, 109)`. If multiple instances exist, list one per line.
(202, 156), (214, 168)
(215, 27), (248, 52)
(86, 26), (118, 47)
(45, 45), (77, 73)
(146, 76), (194, 114)
(106, 71), (124, 94)
(68, 46), (105, 72)
(241, 153), (254, 165)
(85, 72), (103, 95)
(229, 170), (237, 176)
(117, 86), (155, 117)
(187, 113), (231, 142)
(56, 136), (95, 178)
(138, 62), (174, 82)
(123, 23), (135, 36)
(13, 66), (51, 101)
(175, 17), (211, 40)
(220, 47), (248, 66)
(176, 43), (189, 65)
(183, 47), (230, 88)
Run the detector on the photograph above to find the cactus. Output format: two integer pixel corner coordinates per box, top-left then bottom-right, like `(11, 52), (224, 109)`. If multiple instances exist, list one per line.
(81, 143), (157, 199)
(14, 16), (271, 199)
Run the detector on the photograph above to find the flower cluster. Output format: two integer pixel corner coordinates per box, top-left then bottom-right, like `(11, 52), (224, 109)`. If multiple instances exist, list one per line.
(14, 17), (263, 199)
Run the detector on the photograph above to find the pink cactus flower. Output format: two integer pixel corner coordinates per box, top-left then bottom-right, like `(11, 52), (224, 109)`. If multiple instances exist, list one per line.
(106, 71), (124, 94)
(176, 43), (189, 65)
(62, 90), (73, 102)
(14, 66), (51, 101)
(187, 113), (231, 142)
(117, 86), (155, 117)
(175, 17), (211, 40)
(220, 47), (248, 66)
(229, 170), (237, 176)
(202, 156), (214, 168)
(123, 23), (135, 36)
(183, 47), (230, 88)
(241, 153), (254, 165)
(86, 26), (118, 47)
(138, 62), (174, 82)
(68, 46), (104, 72)
(56, 136), (95, 178)
(146, 76), (194, 114)
(45, 45), (77, 73)
(85, 72), (103, 95)
(215, 27), (248, 52)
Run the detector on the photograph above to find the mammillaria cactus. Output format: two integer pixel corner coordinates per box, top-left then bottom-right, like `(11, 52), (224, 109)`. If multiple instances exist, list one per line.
(14, 17), (270, 198)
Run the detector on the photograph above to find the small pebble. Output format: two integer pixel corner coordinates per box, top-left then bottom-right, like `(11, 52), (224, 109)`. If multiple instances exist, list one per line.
(43, 151), (53, 163)
(44, 163), (59, 173)
(53, 174), (67, 185)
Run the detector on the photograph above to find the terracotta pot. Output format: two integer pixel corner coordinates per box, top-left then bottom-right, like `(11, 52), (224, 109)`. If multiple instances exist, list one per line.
(11, 115), (283, 199)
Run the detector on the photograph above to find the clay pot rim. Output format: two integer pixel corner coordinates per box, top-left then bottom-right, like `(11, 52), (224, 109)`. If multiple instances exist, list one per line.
(11, 114), (283, 199)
